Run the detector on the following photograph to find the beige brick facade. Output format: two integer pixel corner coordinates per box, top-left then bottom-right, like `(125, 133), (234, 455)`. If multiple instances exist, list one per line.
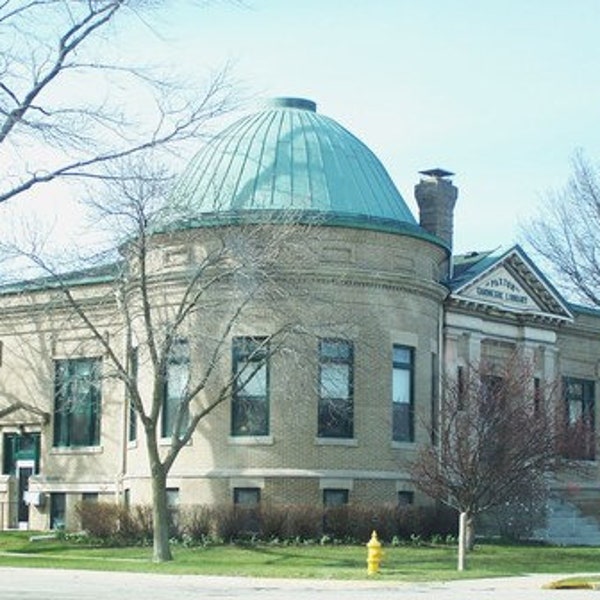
(0, 98), (599, 544)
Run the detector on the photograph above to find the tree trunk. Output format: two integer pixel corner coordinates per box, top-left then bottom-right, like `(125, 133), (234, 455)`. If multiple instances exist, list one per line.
(465, 514), (475, 551)
(457, 512), (467, 571)
(457, 511), (476, 571)
(151, 463), (173, 562)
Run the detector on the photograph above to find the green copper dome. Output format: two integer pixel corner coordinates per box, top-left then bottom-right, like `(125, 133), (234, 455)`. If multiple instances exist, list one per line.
(161, 97), (426, 236)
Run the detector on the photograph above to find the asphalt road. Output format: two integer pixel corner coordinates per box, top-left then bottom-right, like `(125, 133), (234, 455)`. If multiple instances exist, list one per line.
(0, 567), (598, 600)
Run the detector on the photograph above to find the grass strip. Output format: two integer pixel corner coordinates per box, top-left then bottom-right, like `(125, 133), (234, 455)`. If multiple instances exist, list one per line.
(1, 532), (600, 581)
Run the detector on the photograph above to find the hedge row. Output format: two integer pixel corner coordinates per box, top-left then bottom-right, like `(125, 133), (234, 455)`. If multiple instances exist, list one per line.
(76, 501), (457, 546)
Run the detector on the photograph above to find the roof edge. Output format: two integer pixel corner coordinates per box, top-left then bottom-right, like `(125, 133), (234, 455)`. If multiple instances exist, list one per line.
(152, 209), (451, 253)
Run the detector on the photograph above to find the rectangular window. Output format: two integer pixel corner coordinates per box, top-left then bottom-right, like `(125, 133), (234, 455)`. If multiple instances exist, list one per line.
(50, 492), (66, 530)
(128, 347), (138, 442)
(318, 339), (354, 438)
(457, 365), (466, 410)
(322, 488), (349, 507)
(480, 374), (505, 422)
(166, 487), (180, 507)
(392, 345), (414, 442)
(3, 433), (40, 475)
(233, 487), (261, 507)
(481, 374), (504, 402)
(231, 337), (269, 436)
(166, 487), (180, 535)
(233, 487), (261, 533)
(54, 358), (102, 447)
(534, 377), (542, 416)
(2, 434), (14, 475)
(398, 491), (415, 506)
(322, 488), (349, 536)
(563, 377), (595, 460)
(162, 339), (190, 439)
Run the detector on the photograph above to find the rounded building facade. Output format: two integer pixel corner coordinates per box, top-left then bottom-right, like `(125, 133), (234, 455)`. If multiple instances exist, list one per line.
(0, 97), (453, 531)
(123, 98), (450, 510)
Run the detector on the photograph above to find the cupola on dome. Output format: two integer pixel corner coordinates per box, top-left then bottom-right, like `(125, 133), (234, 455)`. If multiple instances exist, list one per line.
(161, 97), (424, 236)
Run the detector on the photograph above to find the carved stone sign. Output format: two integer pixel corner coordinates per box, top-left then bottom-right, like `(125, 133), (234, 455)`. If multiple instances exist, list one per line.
(464, 266), (538, 310)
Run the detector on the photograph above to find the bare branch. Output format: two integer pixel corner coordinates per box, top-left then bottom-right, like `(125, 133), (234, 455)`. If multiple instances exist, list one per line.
(411, 353), (561, 546)
(523, 151), (600, 306)
(0, 2), (239, 205)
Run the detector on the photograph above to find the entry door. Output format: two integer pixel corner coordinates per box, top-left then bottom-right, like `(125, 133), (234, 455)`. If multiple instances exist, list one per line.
(16, 460), (35, 526)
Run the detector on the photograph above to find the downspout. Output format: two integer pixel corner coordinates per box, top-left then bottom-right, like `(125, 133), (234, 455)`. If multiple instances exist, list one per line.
(116, 298), (132, 505)
(436, 299), (445, 448)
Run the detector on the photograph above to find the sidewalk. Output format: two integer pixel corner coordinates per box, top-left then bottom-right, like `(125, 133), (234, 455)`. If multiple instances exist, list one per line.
(2, 567), (600, 600)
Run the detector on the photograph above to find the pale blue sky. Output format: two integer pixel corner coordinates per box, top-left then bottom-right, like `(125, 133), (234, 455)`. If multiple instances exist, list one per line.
(138, 0), (600, 253)
(4, 1), (600, 257)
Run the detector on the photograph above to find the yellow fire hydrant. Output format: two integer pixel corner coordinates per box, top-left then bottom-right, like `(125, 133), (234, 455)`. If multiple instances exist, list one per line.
(366, 530), (383, 575)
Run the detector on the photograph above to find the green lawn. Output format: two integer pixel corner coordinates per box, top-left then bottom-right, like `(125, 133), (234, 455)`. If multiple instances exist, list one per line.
(1, 532), (600, 581)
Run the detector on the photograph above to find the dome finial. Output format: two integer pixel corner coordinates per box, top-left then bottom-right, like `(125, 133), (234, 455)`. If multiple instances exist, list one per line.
(269, 97), (317, 112)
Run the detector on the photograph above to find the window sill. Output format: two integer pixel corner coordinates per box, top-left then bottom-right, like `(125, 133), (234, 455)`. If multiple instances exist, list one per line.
(562, 457), (597, 464)
(391, 441), (416, 449)
(228, 435), (274, 446)
(315, 437), (358, 447)
(159, 438), (192, 447)
(50, 446), (103, 455)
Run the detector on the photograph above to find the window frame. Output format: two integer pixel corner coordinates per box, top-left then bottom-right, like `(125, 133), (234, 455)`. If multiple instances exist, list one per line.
(3, 432), (40, 475)
(318, 338), (354, 439)
(397, 490), (415, 506)
(562, 376), (596, 460)
(53, 357), (102, 448)
(231, 336), (270, 437)
(50, 492), (66, 530)
(392, 345), (414, 443)
(534, 376), (542, 416)
(162, 338), (190, 439)
(233, 487), (261, 507)
(128, 346), (139, 443)
(322, 488), (349, 507)
(430, 352), (439, 445)
(233, 487), (261, 533)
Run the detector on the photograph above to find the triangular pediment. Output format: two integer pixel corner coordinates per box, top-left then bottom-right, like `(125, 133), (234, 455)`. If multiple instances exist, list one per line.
(450, 246), (573, 322)
(462, 264), (541, 310)
(0, 401), (49, 426)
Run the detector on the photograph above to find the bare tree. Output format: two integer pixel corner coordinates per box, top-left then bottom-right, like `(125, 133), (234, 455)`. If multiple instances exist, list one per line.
(1, 157), (319, 562)
(523, 151), (600, 306)
(410, 353), (559, 564)
(0, 0), (235, 205)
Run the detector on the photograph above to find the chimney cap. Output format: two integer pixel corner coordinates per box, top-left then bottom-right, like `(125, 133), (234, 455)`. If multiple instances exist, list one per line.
(419, 168), (454, 179)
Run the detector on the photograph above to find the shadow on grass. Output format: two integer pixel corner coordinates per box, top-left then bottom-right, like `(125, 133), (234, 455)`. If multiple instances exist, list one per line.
(227, 544), (363, 568)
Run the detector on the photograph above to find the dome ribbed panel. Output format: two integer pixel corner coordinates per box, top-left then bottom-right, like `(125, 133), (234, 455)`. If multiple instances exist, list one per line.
(164, 102), (417, 228)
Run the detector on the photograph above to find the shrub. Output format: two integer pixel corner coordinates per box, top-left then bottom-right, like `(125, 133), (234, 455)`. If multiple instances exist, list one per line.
(322, 505), (350, 540)
(343, 504), (397, 543)
(75, 501), (122, 539)
(180, 505), (213, 542)
(258, 504), (288, 540)
(75, 501), (155, 545)
(75, 500), (458, 547)
(213, 505), (258, 541)
(317, 504), (457, 544)
(122, 504), (153, 544)
(280, 504), (322, 540)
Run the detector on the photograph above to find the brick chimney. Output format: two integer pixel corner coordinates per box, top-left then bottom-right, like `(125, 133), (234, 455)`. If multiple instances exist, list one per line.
(414, 168), (458, 250)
